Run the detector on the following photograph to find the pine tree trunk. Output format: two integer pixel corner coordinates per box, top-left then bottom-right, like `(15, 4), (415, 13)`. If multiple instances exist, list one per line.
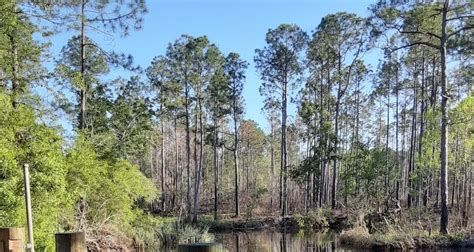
(418, 53), (426, 207)
(332, 102), (339, 209)
(173, 116), (179, 209)
(233, 111), (240, 217)
(79, 0), (87, 130)
(270, 118), (275, 211)
(439, 1), (449, 234)
(161, 115), (166, 211)
(192, 98), (204, 223)
(281, 80), (288, 216)
(355, 77), (361, 197)
(395, 66), (400, 201)
(319, 69), (326, 207)
(430, 57), (438, 108)
(385, 74), (390, 194)
(246, 141), (250, 193)
(185, 84), (191, 219)
(213, 119), (219, 221)
(408, 73), (418, 208)
(9, 33), (19, 108)
(463, 168), (472, 227)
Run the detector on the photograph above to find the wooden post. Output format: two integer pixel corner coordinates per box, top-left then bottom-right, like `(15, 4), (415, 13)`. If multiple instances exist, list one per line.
(55, 232), (86, 252)
(0, 228), (25, 252)
(177, 243), (223, 252)
(23, 164), (34, 252)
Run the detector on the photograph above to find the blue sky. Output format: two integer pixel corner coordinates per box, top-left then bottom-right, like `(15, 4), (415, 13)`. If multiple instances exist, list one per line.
(46, 0), (377, 132)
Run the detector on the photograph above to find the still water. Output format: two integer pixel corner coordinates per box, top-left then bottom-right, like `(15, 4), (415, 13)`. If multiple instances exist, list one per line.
(208, 231), (470, 252)
(213, 231), (343, 252)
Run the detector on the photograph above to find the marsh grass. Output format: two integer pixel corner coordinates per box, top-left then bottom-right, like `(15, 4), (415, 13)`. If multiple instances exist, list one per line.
(340, 209), (471, 249)
(157, 222), (214, 248)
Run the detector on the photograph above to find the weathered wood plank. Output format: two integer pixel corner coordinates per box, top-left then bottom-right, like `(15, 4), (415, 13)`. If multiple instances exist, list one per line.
(0, 228), (25, 252)
(55, 232), (86, 252)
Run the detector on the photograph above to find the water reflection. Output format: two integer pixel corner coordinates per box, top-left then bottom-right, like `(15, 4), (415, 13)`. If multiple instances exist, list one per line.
(159, 231), (471, 251)
(213, 231), (350, 252)
(210, 231), (471, 252)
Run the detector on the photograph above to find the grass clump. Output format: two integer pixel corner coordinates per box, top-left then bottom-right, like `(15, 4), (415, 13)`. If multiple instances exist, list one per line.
(131, 214), (163, 250)
(340, 224), (425, 249)
(158, 222), (214, 248)
(340, 226), (375, 248)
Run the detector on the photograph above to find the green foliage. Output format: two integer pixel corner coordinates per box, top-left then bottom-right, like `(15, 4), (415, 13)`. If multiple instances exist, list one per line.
(225, 52), (248, 119)
(293, 208), (333, 230)
(340, 141), (371, 197)
(63, 134), (157, 242)
(0, 89), (157, 250)
(450, 96), (474, 152)
(108, 77), (154, 162)
(58, 36), (110, 80)
(0, 92), (68, 250)
(293, 214), (305, 229)
(255, 24), (308, 104)
(0, 0), (472, 249)
(0, 0), (45, 101)
(131, 214), (162, 249)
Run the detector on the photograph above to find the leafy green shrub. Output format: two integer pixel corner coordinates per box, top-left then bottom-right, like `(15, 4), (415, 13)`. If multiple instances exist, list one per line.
(292, 208), (333, 230)
(309, 208), (332, 228)
(0, 93), (69, 250)
(63, 134), (158, 249)
(0, 92), (158, 250)
(293, 214), (305, 229)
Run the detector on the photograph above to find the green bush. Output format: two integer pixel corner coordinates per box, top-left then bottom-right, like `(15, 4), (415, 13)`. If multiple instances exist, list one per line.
(308, 208), (333, 227)
(0, 91), (158, 250)
(63, 134), (158, 248)
(292, 208), (333, 230)
(0, 93), (69, 250)
(293, 214), (305, 229)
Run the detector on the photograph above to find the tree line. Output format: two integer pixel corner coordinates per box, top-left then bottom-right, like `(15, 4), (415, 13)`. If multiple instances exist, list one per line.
(0, 0), (472, 249)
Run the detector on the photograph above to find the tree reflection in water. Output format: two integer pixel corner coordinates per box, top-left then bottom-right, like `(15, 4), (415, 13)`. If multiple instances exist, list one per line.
(213, 231), (345, 252)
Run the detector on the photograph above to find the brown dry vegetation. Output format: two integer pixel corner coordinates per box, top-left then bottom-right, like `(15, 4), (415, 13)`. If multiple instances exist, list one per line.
(340, 208), (472, 249)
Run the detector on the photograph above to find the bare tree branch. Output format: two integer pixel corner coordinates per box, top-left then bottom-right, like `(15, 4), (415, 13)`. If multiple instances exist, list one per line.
(87, 9), (137, 23)
(446, 14), (474, 22)
(448, 25), (474, 38)
(401, 30), (442, 40)
(391, 41), (440, 52)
